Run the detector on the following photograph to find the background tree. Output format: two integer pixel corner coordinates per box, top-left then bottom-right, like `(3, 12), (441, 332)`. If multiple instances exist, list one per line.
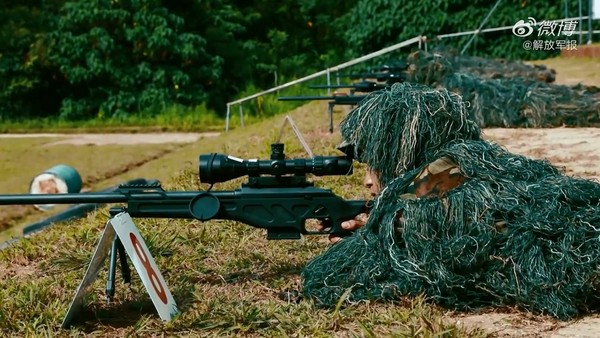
(48, 0), (222, 119)
(336, 0), (595, 60)
(0, 0), (63, 119)
(165, 0), (253, 111)
(0, 0), (597, 121)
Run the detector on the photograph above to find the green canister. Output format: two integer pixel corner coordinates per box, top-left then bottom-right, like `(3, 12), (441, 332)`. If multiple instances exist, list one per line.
(29, 164), (83, 211)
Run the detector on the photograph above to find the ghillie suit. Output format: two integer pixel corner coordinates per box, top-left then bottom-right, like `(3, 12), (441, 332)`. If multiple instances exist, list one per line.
(301, 82), (600, 320)
(403, 50), (600, 128)
(401, 47), (556, 83)
(440, 48), (556, 83)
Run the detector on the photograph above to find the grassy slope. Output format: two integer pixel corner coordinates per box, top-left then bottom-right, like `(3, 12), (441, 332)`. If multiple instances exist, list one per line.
(0, 102), (484, 337)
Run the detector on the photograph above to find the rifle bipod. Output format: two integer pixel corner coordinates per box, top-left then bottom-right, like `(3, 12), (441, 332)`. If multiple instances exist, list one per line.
(105, 208), (131, 303)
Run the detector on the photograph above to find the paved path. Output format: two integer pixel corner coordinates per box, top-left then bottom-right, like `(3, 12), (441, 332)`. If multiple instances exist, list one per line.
(0, 132), (220, 145)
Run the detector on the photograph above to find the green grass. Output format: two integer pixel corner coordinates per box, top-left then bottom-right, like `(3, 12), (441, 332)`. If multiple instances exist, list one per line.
(0, 103), (485, 337)
(0, 106), (227, 134)
(0, 79), (334, 134)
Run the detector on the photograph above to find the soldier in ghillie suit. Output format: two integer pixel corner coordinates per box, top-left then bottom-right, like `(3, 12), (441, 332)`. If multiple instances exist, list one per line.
(301, 82), (600, 320)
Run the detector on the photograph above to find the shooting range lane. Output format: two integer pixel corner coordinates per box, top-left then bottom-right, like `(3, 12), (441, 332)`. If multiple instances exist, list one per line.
(0, 51), (598, 335)
(0, 132), (220, 246)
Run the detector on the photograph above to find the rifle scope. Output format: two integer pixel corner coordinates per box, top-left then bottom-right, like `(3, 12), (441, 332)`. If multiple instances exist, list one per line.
(199, 143), (353, 184)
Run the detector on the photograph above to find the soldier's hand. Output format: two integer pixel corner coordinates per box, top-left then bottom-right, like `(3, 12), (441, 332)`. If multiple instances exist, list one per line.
(317, 213), (369, 244)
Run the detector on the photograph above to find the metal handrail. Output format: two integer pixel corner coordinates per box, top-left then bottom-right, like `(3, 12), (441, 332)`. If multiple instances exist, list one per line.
(225, 15), (599, 132)
(224, 35), (425, 131)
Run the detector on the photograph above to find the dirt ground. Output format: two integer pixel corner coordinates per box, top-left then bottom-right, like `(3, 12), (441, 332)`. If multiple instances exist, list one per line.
(484, 127), (600, 181)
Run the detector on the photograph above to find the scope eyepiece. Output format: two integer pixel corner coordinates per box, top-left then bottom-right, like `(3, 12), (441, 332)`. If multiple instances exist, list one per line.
(198, 144), (354, 184)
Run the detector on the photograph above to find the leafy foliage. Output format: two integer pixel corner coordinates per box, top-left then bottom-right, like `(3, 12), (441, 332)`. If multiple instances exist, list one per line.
(0, 0), (63, 119)
(337, 0), (596, 59)
(48, 0), (221, 119)
(0, 0), (597, 122)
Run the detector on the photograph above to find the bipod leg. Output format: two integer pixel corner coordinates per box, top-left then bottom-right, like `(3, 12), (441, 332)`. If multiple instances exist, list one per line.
(105, 207), (130, 303)
(117, 238), (130, 284)
(106, 238), (119, 303)
(328, 102), (334, 133)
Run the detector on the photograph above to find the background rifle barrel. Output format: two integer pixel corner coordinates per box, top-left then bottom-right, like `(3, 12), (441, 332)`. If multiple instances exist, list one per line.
(278, 96), (338, 101)
(337, 73), (386, 77)
(308, 84), (354, 89)
(337, 73), (403, 79)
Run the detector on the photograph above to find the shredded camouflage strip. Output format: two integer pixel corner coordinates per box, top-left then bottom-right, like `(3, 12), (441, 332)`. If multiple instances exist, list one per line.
(402, 50), (600, 127)
(337, 82), (480, 186)
(301, 82), (600, 319)
(436, 47), (556, 82)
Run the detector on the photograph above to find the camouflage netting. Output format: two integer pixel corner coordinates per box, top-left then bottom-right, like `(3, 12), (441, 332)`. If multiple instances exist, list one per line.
(403, 50), (600, 127)
(301, 82), (600, 320)
(434, 47), (557, 83)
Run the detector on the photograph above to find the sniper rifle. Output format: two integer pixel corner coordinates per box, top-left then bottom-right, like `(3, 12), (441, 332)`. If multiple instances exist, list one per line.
(335, 72), (406, 83)
(375, 62), (408, 73)
(0, 143), (367, 241)
(308, 80), (389, 94)
(0, 143), (368, 301)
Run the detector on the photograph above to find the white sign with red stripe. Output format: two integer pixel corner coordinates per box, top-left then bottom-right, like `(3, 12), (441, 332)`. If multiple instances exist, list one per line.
(62, 211), (178, 329)
(62, 221), (116, 328)
(110, 212), (178, 321)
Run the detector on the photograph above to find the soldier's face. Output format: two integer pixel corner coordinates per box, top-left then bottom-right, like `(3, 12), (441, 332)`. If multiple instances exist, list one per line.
(363, 168), (381, 197)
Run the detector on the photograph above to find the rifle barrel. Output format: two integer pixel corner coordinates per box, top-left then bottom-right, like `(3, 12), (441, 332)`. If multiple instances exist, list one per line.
(0, 191), (222, 205)
(336, 73), (404, 79)
(0, 193), (129, 205)
(278, 95), (368, 103)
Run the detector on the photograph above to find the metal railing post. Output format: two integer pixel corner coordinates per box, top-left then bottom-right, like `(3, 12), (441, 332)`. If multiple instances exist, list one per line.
(225, 104), (231, 132)
(326, 69), (331, 95)
(460, 0), (503, 55)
